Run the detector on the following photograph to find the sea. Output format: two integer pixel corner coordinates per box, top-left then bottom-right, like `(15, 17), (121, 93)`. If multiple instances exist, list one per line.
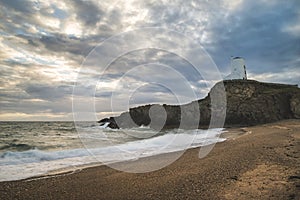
(0, 121), (226, 182)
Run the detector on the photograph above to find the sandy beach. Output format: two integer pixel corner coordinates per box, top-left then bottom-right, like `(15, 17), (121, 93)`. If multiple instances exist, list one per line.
(1, 119), (299, 200)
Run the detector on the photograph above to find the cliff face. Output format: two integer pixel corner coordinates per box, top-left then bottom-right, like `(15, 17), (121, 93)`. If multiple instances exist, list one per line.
(219, 80), (299, 126)
(99, 80), (300, 129)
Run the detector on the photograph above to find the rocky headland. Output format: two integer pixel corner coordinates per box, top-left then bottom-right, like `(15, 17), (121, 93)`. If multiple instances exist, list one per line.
(99, 80), (300, 129)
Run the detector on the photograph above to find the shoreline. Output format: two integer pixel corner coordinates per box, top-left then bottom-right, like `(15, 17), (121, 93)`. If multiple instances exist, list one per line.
(1, 119), (299, 199)
(0, 127), (226, 182)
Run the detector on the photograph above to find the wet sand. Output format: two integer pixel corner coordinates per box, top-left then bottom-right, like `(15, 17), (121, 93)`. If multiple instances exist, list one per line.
(1, 119), (299, 200)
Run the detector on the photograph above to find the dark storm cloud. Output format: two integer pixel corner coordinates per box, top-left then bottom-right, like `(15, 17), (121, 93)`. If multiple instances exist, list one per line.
(0, 1), (51, 35)
(206, 0), (300, 76)
(0, 0), (37, 14)
(23, 84), (73, 101)
(38, 34), (94, 56)
(0, 90), (29, 100)
(106, 48), (205, 85)
(0, 0), (109, 59)
(70, 0), (104, 26)
(11, 28), (94, 58)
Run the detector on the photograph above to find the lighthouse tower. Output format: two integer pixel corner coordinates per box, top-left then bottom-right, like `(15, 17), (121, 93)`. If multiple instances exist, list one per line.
(225, 57), (247, 80)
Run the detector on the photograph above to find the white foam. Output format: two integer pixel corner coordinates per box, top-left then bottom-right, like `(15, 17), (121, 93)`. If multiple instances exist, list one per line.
(0, 128), (225, 181)
(98, 122), (110, 129)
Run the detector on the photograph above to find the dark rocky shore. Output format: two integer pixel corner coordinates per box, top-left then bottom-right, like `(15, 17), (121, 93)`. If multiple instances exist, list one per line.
(99, 80), (300, 129)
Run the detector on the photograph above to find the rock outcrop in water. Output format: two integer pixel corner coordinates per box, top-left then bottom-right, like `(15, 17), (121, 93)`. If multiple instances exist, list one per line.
(99, 80), (300, 129)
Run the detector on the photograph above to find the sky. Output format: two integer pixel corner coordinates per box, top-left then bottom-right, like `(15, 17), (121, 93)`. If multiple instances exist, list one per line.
(0, 0), (299, 121)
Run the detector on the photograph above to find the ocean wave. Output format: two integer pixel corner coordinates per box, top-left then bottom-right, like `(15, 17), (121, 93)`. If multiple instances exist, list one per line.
(0, 143), (34, 152)
(0, 128), (226, 181)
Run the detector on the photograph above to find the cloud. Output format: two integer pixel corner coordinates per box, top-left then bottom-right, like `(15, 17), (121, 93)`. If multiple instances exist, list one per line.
(249, 66), (300, 86)
(23, 84), (73, 100)
(0, 0), (38, 14)
(71, 0), (105, 26)
(0, 0), (299, 120)
(205, 0), (300, 75)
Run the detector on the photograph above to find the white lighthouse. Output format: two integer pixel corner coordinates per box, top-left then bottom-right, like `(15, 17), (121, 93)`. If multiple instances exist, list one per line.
(225, 57), (247, 80)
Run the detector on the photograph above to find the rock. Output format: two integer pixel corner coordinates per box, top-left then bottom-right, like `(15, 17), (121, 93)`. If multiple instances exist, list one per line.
(98, 117), (119, 129)
(290, 94), (300, 118)
(99, 80), (300, 129)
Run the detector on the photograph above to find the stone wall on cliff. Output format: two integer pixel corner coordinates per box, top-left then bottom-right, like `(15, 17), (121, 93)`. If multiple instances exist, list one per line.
(213, 80), (298, 126)
(99, 80), (300, 129)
